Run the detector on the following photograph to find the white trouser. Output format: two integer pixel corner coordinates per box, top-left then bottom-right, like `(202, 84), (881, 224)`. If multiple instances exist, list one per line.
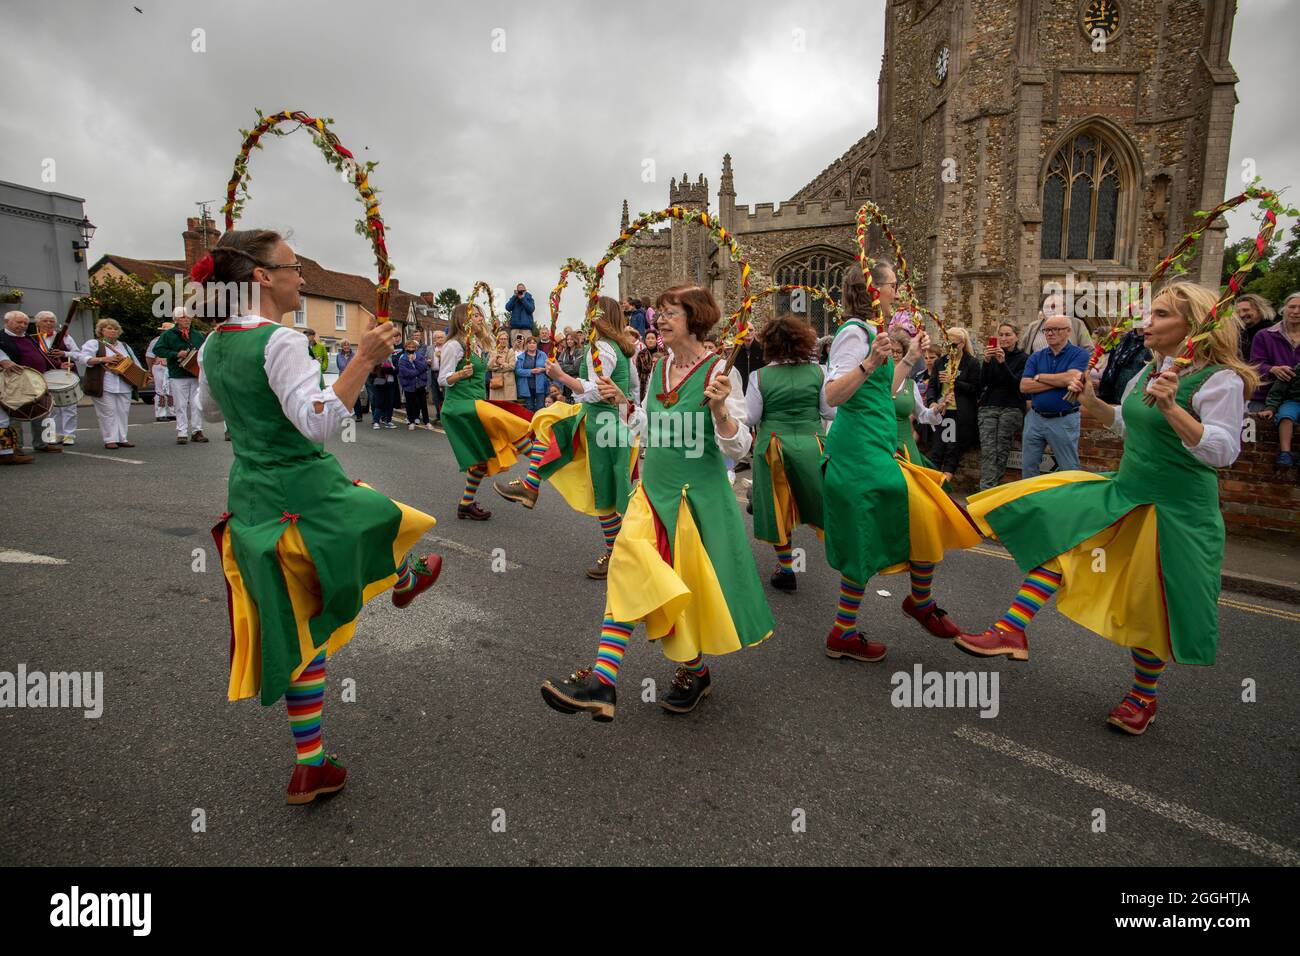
(171, 377), (202, 437)
(55, 402), (78, 438)
(153, 366), (171, 418)
(91, 392), (131, 444)
(0, 404), (11, 456)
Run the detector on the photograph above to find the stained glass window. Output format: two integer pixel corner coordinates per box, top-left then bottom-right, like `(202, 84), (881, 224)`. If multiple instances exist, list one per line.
(773, 251), (849, 336)
(1041, 130), (1125, 262)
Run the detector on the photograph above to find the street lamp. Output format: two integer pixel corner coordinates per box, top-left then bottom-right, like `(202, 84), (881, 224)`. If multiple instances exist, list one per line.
(72, 216), (96, 262)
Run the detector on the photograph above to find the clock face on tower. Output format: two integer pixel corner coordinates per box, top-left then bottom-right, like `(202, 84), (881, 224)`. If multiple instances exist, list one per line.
(932, 43), (950, 86)
(1081, 0), (1121, 41)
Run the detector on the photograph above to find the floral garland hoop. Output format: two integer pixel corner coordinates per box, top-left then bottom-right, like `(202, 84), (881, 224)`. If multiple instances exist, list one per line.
(725, 283), (843, 336)
(222, 109), (393, 321)
(586, 207), (755, 383)
(548, 257), (595, 363)
(460, 280), (499, 364)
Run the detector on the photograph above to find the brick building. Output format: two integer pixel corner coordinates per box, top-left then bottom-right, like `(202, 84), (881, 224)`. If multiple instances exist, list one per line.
(619, 0), (1240, 337)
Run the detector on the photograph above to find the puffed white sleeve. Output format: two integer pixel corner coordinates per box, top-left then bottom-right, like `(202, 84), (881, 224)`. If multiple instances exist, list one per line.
(264, 327), (349, 443)
(437, 339), (463, 387)
(628, 353), (642, 410)
(709, 363), (751, 460)
(1186, 369), (1246, 468)
(745, 369), (764, 425)
(197, 336), (224, 423)
(571, 340), (620, 403)
(818, 366), (836, 421)
(73, 338), (96, 376)
(912, 380), (943, 425)
(826, 325), (868, 382)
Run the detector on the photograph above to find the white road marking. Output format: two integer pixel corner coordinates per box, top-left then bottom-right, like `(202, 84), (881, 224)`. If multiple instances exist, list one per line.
(954, 725), (1300, 865)
(62, 451), (144, 465)
(427, 535), (522, 570)
(0, 549), (68, 565)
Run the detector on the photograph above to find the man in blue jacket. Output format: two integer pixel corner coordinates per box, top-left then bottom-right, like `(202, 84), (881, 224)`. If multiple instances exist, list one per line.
(514, 335), (549, 413)
(505, 283), (536, 336)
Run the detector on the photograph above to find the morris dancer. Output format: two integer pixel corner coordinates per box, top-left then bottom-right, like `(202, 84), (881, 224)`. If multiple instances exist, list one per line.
(954, 282), (1256, 735)
(541, 285), (772, 719)
(883, 316), (945, 471)
(494, 295), (641, 578)
(744, 310), (835, 593)
(146, 316), (177, 423)
(438, 302), (534, 520)
(820, 263), (980, 663)
(194, 229), (442, 803)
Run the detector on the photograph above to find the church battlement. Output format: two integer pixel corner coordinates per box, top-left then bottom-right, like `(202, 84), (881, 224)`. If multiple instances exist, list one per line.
(733, 198), (857, 232)
(669, 173), (709, 207)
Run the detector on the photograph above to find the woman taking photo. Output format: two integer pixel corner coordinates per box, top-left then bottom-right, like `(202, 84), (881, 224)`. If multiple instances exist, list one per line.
(495, 296), (640, 578)
(193, 228), (442, 804)
(540, 285), (771, 720)
(977, 320), (1028, 490)
(77, 317), (141, 450)
(438, 303), (534, 520)
(955, 282), (1257, 735)
(745, 311), (835, 593)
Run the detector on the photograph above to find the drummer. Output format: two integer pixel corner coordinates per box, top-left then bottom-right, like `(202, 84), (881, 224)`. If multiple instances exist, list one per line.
(36, 311), (79, 446)
(0, 310), (66, 456)
(76, 318), (140, 449)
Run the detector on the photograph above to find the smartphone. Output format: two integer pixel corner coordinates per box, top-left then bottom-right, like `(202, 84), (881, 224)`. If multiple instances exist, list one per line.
(987, 336), (998, 348)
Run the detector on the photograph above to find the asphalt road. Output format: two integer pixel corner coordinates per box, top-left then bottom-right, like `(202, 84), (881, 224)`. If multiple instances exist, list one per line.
(1, 404), (1297, 866)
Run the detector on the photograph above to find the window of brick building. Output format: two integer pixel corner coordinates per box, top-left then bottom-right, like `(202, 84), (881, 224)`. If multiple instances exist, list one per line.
(1041, 130), (1125, 262)
(773, 250), (849, 336)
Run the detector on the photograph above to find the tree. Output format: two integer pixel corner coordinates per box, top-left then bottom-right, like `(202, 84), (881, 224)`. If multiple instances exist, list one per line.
(89, 272), (166, 355)
(1222, 222), (1300, 310)
(434, 287), (461, 323)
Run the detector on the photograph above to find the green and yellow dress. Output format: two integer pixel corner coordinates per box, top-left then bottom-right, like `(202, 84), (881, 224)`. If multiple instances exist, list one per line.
(822, 319), (980, 584)
(203, 319), (435, 706)
(967, 364), (1236, 663)
(440, 337), (532, 475)
(606, 356), (774, 661)
(531, 337), (639, 516)
(750, 362), (828, 545)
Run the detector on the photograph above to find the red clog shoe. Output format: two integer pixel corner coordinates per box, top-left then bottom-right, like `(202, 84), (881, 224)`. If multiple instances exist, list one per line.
(392, 553), (442, 609)
(825, 629), (887, 663)
(1107, 698), (1157, 735)
(954, 626), (1029, 661)
(902, 594), (961, 638)
(286, 754), (347, 805)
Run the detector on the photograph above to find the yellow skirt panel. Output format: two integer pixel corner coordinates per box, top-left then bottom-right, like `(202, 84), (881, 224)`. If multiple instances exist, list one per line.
(223, 495), (435, 702)
(877, 456), (983, 574)
(475, 400), (532, 477)
(534, 402), (600, 517)
(606, 485), (750, 661)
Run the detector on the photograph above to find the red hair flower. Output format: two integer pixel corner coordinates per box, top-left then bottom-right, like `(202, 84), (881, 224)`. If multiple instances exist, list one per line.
(190, 254), (215, 284)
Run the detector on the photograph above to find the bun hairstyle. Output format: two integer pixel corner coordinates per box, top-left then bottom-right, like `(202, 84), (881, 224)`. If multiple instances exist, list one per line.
(593, 295), (634, 357)
(191, 228), (283, 320)
(841, 260), (892, 320)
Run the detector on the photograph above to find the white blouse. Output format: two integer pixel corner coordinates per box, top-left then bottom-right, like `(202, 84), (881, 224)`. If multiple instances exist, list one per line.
(437, 339), (471, 388)
(571, 339), (642, 409)
(628, 351), (751, 461)
(75, 339), (138, 395)
(900, 379), (944, 426)
(826, 321), (873, 387)
(1109, 366), (1245, 469)
(196, 316), (348, 445)
(744, 362), (836, 425)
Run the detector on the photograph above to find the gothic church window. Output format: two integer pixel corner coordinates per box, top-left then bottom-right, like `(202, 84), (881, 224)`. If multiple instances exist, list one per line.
(773, 250), (849, 336)
(1041, 130), (1124, 261)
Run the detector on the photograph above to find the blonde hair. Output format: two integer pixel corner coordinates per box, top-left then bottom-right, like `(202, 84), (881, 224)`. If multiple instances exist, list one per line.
(448, 303), (483, 344)
(1233, 293), (1274, 325)
(95, 318), (122, 337)
(946, 326), (971, 355)
(1157, 281), (1259, 398)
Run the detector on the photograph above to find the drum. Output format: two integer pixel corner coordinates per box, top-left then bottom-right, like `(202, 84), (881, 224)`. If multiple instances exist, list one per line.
(0, 366), (53, 422)
(43, 369), (84, 408)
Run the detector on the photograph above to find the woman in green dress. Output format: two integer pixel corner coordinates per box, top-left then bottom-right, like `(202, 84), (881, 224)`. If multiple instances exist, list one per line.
(954, 281), (1258, 735)
(195, 229), (442, 805)
(744, 311), (835, 593)
(883, 316), (945, 469)
(540, 285), (773, 720)
(821, 262), (981, 664)
(438, 303), (535, 520)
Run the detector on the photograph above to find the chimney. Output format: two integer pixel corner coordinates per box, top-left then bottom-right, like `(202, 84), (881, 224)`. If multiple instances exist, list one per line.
(183, 216), (220, 272)
(420, 291), (435, 306)
(389, 278), (399, 294)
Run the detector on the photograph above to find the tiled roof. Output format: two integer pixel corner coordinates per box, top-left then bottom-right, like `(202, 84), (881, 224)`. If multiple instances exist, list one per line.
(91, 255), (185, 282)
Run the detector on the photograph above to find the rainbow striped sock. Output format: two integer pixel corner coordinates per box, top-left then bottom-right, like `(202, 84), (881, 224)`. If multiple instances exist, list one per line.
(996, 565), (1063, 633)
(593, 617), (633, 686)
(523, 439), (545, 492)
(598, 511), (622, 552)
(392, 552), (429, 594)
(682, 654), (709, 677)
(513, 434), (533, 455)
(461, 466), (485, 506)
(909, 560), (936, 611)
(1126, 648), (1166, 708)
(286, 651), (327, 766)
(774, 541), (794, 574)
(833, 577), (866, 636)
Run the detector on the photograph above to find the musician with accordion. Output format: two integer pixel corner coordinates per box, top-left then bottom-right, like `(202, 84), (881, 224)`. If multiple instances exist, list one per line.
(75, 317), (143, 449)
(150, 308), (209, 444)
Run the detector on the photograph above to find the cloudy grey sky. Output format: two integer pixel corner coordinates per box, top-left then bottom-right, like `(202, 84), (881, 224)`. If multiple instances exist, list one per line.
(1, 0), (1295, 319)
